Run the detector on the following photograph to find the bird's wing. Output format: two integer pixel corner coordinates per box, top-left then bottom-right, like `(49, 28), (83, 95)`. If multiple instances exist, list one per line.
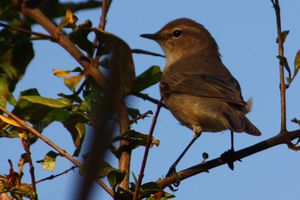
(161, 72), (245, 106)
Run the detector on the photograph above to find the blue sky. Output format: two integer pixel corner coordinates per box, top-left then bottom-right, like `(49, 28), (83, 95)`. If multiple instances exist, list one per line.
(1, 1), (300, 199)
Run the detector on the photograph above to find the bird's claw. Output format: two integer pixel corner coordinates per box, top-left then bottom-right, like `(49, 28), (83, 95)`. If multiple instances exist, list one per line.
(165, 165), (180, 191)
(221, 148), (241, 170)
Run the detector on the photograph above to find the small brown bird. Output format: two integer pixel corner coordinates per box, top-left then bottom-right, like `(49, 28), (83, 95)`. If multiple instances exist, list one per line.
(141, 18), (261, 177)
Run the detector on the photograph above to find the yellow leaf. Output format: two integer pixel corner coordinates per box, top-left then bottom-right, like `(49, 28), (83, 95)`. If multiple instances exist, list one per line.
(64, 75), (83, 91)
(0, 115), (22, 128)
(53, 69), (71, 78)
(65, 9), (78, 26)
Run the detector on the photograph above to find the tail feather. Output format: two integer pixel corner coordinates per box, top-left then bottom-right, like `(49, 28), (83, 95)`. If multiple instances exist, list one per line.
(223, 110), (261, 136)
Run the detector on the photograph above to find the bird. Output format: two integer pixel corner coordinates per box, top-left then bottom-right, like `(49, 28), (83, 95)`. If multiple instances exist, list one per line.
(140, 18), (261, 182)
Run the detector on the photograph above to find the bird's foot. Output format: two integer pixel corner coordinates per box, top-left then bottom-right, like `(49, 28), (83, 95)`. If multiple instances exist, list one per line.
(165, 165), (181, 191)
(221, 148), (241, 170)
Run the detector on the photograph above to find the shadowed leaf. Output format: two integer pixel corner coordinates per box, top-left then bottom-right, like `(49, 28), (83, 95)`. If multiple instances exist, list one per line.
(134, 66), (162, 92)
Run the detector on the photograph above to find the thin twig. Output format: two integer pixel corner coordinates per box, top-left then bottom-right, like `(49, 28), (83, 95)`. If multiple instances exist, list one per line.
(271, 0), (287, 132)
(154, 129), (300, 193)
(133, 98), (163, 200)
(131, 49), (165, 58)
(20, 132), (37, 199)
(133, 92), (167, 109)
(0, 105), (114, 198)
(100, 0), (111, 30)
(0, 22), (55, 41)
(130, 110), (153, 124)
(35, 166), (77, 184)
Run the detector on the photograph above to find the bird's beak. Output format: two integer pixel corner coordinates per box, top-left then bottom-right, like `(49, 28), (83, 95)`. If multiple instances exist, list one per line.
(140, 33), (162, 41)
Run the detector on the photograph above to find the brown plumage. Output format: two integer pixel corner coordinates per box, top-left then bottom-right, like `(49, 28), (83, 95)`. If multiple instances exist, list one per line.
(141, 18), (261, 136)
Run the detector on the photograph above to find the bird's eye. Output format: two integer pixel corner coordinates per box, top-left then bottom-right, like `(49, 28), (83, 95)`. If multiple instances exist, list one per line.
(172, 29), (182, 38)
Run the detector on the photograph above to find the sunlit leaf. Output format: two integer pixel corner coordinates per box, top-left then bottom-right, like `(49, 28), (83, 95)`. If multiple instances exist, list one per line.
(0, 114), (21, 128)
(36, 151), (60, 171)
(21, 95), (70, 108)
(64, 74), (84, 92)
(53, 69), (72, 78)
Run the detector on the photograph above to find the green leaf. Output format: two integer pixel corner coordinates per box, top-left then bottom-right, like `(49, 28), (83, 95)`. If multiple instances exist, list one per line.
(20, 95), (71, 108)
(93, 29), (136, 95)
(293, 50), (300, 78)
(134, 66), (162, 92)
(276, 55), (291, 79)
(291, 118), (300, 126)
(107, 170), (126, 190)
(276, 30), (289, 44)
(140, 182), (162, 199)
(113, 130), (159, 150)
(127, 107), (141, 119)
(64, 120), (86, 157)
(36, 151), (60, 171)
(69, 20), (94, 56)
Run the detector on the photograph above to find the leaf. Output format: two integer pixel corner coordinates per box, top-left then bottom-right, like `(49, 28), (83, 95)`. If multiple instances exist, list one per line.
(64, 120), (86, 157)
(69, 20), (94, 56)
(293, 50), (300, 78)
(291, 118), (300, 126)
(107, 170), (126, 190)
(140, 182), (162, 199)
(36, 151), (60, 171)
(113, 130), (159, 150)
(127, 107), (141, 119)
(93, 29), (136, 95)
(58, 9), (78, 30)
(53, 69), (72, 78)
(21, 95), (70, 108)
(0, 114), (21, 127)
(276, 30), (289, 44)
(134, 66), (162, 92)
(277, 55), (291, 79)
(64, 74), (84, 92)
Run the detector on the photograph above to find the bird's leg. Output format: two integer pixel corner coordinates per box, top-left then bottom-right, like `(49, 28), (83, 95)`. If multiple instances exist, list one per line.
(221, 130), (237, 170)
(166, 126), (202, 190)
(230, 130), (234, 152)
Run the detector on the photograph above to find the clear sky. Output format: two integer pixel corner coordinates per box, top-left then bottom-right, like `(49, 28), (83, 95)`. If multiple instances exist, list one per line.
(1, 1), (300, 200)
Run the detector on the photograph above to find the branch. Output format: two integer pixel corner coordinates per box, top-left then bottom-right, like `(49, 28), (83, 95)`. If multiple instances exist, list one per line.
(133, 98), (163, 200)
(131, 49), (165, 58)
(271, 0), (287, 132)
(133, 92), (167, 109)
(11, 0), (107, 88)
(155, 129), (300, 190)
(20, 132), (37, 199)
(35, 166), (77, 184)
(0, 22), (55, 41)
(0, 106), (114, 198)
(130, 110), (153, 124)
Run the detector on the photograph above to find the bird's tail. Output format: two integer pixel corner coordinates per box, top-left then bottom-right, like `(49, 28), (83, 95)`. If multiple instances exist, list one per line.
(224, 108), (261, 136)
(242, 115), (261, 136)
